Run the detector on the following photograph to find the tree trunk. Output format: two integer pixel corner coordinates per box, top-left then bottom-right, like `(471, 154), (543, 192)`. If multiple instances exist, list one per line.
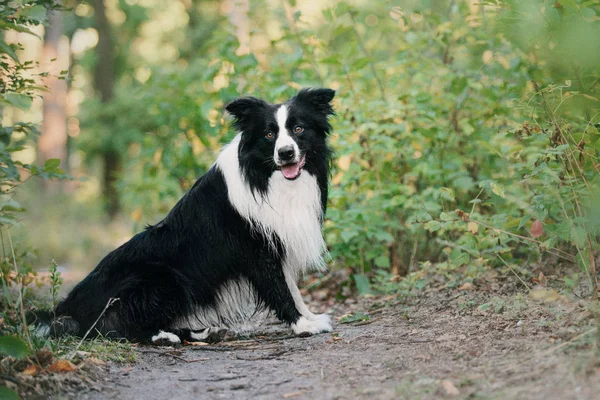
(39, 7), (68, 193)
(92, 0), (120, 218)
(223, 0), (250, 55)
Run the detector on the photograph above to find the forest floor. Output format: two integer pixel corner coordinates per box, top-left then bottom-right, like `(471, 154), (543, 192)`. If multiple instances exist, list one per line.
(16, 273), (600, 400)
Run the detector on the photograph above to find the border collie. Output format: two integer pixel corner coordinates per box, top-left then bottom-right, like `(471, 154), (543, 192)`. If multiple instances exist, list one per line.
(41, 88), (336, 345)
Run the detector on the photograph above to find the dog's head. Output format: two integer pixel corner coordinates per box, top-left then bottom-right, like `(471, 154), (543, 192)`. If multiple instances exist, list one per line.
(226, 88), (335, 183)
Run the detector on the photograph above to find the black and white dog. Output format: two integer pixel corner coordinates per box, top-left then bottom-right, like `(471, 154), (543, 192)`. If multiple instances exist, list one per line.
(43, 88), (336, 344)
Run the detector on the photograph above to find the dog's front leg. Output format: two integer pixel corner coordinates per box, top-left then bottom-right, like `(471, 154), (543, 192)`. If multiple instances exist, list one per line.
(283, 269), (331, 327)
(249, 262), (332, 335)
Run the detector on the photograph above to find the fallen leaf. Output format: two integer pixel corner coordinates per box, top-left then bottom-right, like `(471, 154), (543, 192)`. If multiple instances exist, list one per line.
(534, 271), (547, 287)
(467, 222), (478, 234)
(530, 219), (543, 238)
(187, 341), (210, 346)
(85, 357), (106, 366)
(21, 364), (40, 376)
(442, 380), (460, 396)
(530, 288), (564, 303)
(48, 359), (77, 373)
(459, 282), (474, 291)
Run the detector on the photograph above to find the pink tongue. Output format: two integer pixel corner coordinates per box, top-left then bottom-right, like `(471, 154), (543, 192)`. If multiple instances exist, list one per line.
(281, 163), (301, 179)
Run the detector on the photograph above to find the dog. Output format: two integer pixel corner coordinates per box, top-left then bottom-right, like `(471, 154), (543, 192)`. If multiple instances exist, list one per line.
(39, 88), (336, 345)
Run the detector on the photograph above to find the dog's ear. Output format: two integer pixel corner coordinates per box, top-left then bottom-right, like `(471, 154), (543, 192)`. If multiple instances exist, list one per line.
(294, 88), (336, 116)
(225, 97), (268, 122)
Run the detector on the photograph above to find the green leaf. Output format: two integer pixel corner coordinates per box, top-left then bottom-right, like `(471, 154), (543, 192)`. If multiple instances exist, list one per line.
(341, 230), (358, 243)
(0, 386), (20, 400)
(0, 40), (19, 62)
(570, 226), (587, 248)
(450, 249), (470, 266)
(374, 255), (390, 268)
(3, 93), (32, 110)
(353, 274), (371, 295)
(440, 187), (456, 202)
(0, 21), (40, 38)
(424, 220), (441, 232)
(439, 211), (454, 221)
(351, 57), (371, 70)
(558, 0), (577, 9)
(339, 312), (370, 324)
(44, 158), (61, 171)
(517, 215), (531, 230)
(0, 335), (30, 358)
(490, 182), (505, 198)
(21, 5), (47, 23)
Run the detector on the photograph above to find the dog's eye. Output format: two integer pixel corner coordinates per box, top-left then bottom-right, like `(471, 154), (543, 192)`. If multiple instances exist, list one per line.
(265, 132), (274, 139)
(293, 125), (304, 134)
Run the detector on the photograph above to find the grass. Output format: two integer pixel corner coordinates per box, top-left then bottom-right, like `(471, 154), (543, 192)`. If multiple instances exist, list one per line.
(51, 336), (138, 364)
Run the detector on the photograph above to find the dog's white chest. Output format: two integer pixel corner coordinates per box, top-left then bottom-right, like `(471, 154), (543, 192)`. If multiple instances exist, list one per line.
(260, 171), (326, 274)
(216, 136), (327, 275)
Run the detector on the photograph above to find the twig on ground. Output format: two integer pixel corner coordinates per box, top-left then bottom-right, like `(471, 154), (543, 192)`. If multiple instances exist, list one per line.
(207, 374), (248, 382)
(69, 297), (119, 359)
(234, 349), (289, 361)
(0, 373), (36, 391)
(284, 390), (309, 398)
(135, 349), (209, 363)
(253, 334), (298, 342)
(496, 255), (531, 291)
(189, 344), (282, 352)
(0, 373), (21, 385)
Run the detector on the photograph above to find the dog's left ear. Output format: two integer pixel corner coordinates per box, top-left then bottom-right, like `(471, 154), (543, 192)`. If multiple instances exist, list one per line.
(294, 88), (336, 116)
(225, 97), (268, 121)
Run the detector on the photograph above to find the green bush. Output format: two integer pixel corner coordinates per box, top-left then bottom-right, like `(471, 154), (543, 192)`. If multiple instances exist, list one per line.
(76, 0), (599, 293)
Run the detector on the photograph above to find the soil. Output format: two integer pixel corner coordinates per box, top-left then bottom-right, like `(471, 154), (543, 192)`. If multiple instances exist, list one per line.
(33, 284), (598, 400)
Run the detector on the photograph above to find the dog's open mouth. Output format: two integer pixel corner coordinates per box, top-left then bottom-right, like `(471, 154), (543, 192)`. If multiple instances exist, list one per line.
(280, 154), (306, 180)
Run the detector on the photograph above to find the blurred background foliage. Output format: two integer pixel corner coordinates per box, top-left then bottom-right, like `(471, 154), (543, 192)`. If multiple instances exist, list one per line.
(1, 0), (599, 297)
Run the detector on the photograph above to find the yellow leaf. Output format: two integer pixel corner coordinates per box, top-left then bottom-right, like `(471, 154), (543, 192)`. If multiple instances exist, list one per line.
(337, 155), (352, 171)
(48, 359), (77, 373)
(131, 208), (142, 222)
(467, 222), (478, 234)
(332, 172), (344, 185)
(21, 364), (40, 376)
(530, 288), (564, 303)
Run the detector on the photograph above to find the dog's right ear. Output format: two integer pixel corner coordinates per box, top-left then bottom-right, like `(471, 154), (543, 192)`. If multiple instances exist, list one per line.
(225, 97), (268, 122)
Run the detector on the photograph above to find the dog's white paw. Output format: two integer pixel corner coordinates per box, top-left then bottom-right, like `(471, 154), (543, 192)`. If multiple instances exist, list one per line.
(314, 313), (331, 325)
(151, 330), (181, 346)
(292, 315), (332, 335)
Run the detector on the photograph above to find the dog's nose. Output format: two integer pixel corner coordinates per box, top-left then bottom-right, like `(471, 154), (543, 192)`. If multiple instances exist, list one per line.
(278, 146), (295, 162)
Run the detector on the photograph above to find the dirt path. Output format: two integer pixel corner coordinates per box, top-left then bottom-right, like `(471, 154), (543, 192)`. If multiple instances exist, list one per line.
(73, 289), (599, 400)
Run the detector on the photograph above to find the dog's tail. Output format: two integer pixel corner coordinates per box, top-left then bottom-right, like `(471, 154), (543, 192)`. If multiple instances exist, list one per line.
(27, 310), (80, 338)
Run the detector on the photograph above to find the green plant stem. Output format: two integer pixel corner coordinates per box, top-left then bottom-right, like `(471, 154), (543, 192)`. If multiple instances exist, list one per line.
(496, 254), (531, 291)
(69, 297), (119, 360)
(7, 231), (34, 353)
